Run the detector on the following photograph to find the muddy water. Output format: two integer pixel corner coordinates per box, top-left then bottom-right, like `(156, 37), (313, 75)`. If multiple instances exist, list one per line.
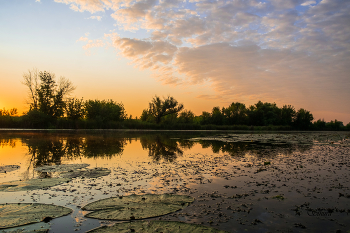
(0, 131), (349, 233)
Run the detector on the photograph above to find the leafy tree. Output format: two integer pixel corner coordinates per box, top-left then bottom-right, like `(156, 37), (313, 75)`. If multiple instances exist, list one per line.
(345, 122), (350, 130)
(85, 99), (126, 122)
(0, 108), (18, 116)
(280, 105), (296, 126)
(293, 108), (314, 129)
(247, 101), (281, 126)
(66, 98), (85, 120)
(178, 110), (195, 124)
(313, 119), (326, 130)
(147, 96), (184, 124)
(199, 111), (211, 125)
(222, 102), (248, 125)
(211, 106), (224, 125)
(22, 69), (75, 118)
(326, 119), (343, 130)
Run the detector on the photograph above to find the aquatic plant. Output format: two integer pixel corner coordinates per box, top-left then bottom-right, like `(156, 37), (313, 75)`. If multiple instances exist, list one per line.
(0, 203), (72, 229)
(82, 194), (194, 220)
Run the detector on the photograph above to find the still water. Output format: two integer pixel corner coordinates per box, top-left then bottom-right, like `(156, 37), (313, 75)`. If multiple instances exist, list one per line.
(0, 130), (350, 233)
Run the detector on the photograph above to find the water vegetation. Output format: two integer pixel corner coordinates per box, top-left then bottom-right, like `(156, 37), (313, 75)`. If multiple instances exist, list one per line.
(88, 220), (228, 233)
(0, 165), (20, 173)
(1, 69), (349, 130)
(82, 194), (195, 220)
(0, 178), (71, 192)
(0, 203), (72, 229)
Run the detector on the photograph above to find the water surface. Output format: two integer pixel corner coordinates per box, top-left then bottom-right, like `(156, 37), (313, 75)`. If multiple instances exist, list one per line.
(0, 131), (349, 232)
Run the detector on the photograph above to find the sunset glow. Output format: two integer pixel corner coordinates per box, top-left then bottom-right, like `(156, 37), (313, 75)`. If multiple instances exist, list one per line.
(1, 0), (349, 123)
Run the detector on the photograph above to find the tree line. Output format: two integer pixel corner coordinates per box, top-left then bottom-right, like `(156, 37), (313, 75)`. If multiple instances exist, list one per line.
(1, 69), (349, 130)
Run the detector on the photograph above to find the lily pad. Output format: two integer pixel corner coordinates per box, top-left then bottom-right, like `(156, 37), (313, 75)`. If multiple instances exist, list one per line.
(34, 163), (89, 173)
(0, 178), (70, 192)
(0, 203), (72, 229)
(82, 194), (194, 220)
(88, 220), (228, 233)
(60, 167), (111, 179)
(0, 165), (20, 173)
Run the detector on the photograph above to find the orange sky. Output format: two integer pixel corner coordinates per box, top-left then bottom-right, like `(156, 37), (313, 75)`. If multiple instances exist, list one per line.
(1, 0), (349, 124)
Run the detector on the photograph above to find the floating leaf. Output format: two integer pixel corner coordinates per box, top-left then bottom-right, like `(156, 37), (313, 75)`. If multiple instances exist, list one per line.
(0, 203), (72, 229)
(34, 163), (89, 173)
(88, 220), (228, 233)
(60, 167), (111, 179)
(0, 165), (20, 173)
(82, 194), (194, 220)
(0, 178), (70, 192)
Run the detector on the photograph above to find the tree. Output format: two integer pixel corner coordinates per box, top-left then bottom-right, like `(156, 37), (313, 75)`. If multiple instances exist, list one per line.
(211, 107), (224, 125)
(293, 108), (314, 129)
(84, 99), (126, 122)
(0, 108), (18, 116)
(222, 102), (248, 125)
(247, 101), (281, 126)
(22, 69), (75, 118)
(147, 96), (184, 124)
(66, 98), (85, 120)
(178, 110), (195, 124)
(280, 105), (296, 126)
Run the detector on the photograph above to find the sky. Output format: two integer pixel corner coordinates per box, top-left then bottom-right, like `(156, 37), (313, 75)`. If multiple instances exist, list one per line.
(0, 0), (349, 123)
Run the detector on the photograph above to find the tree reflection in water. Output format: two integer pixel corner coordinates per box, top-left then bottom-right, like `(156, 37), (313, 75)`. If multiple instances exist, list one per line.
(200, 140), (312, 158)
(1, 132), (313, 176)
(140, 135), (186, 162)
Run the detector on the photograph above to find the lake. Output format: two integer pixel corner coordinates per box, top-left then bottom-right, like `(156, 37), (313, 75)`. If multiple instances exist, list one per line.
(0, 130), (349, 233)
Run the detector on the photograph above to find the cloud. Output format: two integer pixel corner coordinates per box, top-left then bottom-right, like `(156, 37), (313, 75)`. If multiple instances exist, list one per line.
(82, 39), (104, 49)
(76, 36), (89, 42)
(55, 0), (350, 116)
(301, 1), (316, 6)
(89, 15), (102, 20)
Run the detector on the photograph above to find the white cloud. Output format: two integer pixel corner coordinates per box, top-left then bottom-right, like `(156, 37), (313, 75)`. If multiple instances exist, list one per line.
(89, 15), (102, 20)
(76, 36), (89, 42)
(301, 1), (316, 6)
(82, 39), (104, 49)
(55, 0), (350, 115)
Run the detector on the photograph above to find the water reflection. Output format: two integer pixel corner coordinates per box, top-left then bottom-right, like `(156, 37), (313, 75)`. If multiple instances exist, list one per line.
(0, 132), (313, 169)
(140, 135), (185, 162)
(200, 140), (312, 158)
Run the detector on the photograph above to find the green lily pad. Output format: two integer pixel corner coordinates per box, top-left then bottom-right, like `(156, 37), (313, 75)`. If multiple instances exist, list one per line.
(34, 163), (89, 173)
(0, 165), (20, 173)
(88, 220), (228, 233)
(82, 194), (194, 220)
(0, 178), (70, 192)
(0, 203), (72, 229)
(60, 167), (111, 179)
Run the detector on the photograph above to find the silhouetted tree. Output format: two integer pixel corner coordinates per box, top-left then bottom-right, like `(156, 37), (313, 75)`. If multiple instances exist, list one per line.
(211, 106), (224, 125)
(325, 119), (343, 130)
(0, 108), (18, 116)
(147, 96), (184, 124)
(66, 98), (85, 120)
(280, 105), (296, 126)
(248, 101), (280, 126)
(293, 108), (314, 129)
(22, 69), (75, 118)
(313, 119), (326, 130)
(199, 111), (211, 125)
(178, 110), (195, 124)
(222, 102), (248, 125)
(85, 99), (126, 122)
